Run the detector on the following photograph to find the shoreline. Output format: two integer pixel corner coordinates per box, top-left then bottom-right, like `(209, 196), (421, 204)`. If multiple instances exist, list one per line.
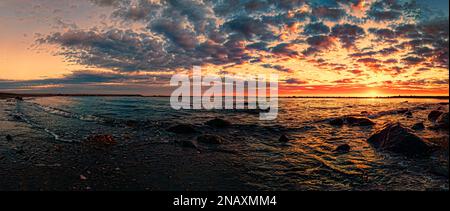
(1, 92), (449, 100)
(0, 96), (448, 191)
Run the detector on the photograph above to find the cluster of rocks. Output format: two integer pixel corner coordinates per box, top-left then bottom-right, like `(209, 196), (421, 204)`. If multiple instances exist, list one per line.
(428, 110), (448, 130)
(167, 124), (198, 134)
(164, 108), (448, 157)
(166, 118), (231, 149)
(368, 109), (448, 156)
(329, 117), (375, 127)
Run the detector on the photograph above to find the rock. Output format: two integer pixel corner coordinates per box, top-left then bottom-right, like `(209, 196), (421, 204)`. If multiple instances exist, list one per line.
(438, 102), (449, 105)
(5, 135), (13, 141)
(181, 140), (198, 149)
(278, 134), (290, 142)
(205, 118), (231, 128)
(14, 147), (25, 154)
(361, 111), (369, 115)
(416, 106), (427, 110)
(85, 135), (117, 147)
(124, 120), (139, 128)
(12, 115), (23, 121)
(345, 117), (375, 126)
(334, 144), (351, 153)
(367, 122), (431, 156)
(411, 122), (425, 131)
(404, 111), (413, 118)
(428, 110), (443, 122)
(329, 118), (344, 126)
(395, 108), (409, 114)
(436, 112), (449, 130)
(437, 106), (445, 111)
(197, 134), (224, 145)
(430, 165), (449, 178)
(167, 124), (198, 134)
(14, 96), (23, 101)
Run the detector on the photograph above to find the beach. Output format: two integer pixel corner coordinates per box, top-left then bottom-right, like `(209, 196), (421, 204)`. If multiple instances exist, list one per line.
(0, 95), (448, 191)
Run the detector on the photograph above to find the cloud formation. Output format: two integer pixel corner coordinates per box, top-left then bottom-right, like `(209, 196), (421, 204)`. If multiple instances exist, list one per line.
(1, 0), (448, 95)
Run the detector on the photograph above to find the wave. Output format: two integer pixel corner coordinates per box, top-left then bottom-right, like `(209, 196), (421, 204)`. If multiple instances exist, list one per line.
(30, 102), (103, 122)
(10, 111), (74, 143)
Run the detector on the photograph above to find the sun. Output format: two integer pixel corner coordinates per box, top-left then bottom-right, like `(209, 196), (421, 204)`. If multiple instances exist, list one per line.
(367, 90), (380, 98)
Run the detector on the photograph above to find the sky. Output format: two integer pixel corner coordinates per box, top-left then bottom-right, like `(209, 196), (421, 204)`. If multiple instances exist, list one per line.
(0, 0), (448, 96)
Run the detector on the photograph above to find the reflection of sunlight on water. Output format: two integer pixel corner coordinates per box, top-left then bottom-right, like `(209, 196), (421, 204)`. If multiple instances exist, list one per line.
(18, 96), (449, 190)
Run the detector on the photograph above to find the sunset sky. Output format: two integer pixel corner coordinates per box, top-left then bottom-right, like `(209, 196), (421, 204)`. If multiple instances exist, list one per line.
(0, 0), (448, 96)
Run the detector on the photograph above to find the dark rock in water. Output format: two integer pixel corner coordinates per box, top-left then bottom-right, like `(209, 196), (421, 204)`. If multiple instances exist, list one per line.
(85, 135), (117, 147)
(361, 111), (369, 115)
(404, 111), (413, 118)
(411, 122), (425, 131)
(278, 134), (290, 142)
(438, 102), (449, 105)
(181, 140), (198, 149)
(197, 134), (223, 145)
(167, 124), (198, 134)
(430, 165), (449, 178)
(428, 110), (443, 122)
(416, 106), (427, 110)
(205, 118), (231, 128)
(6, 135), (13, 141)
(345, 117), (375, 126)
(367, 122), (431, 156)
(334, 144), (351, 153)
(329, 117), (375, 126)
(124, 120), (139, 128)
(395, 108), (409, 114)
(14, 96), (23, 101)
(436, 112), (449, 130)
(329, 118), (344, 126)
(12, 115), (23, 121)
(15, 148), (25, 154)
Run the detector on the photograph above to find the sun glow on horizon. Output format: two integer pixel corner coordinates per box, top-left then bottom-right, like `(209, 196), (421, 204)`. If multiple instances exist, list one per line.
(367, 90), (381, 98)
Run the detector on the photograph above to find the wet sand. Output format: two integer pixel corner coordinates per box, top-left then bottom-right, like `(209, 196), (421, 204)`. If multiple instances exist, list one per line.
(0, 105), (252, 191)
(0, 130), (252, 191)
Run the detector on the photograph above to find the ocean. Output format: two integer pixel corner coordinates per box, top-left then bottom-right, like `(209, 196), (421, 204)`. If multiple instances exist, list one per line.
(0, 97), (448, 190)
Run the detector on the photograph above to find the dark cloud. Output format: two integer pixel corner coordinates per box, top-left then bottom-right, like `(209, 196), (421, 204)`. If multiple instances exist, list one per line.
(271, 43), (299, 57)
(369, 28), (396, 41)
(90, 0), (124, 7)
(311, 6), (346, 21)
(357, 58), (381, 64)
(284, 78), (308, 84)
(303, 22), (330, 35)
(261, 64), (293, 73)
(225, 17), (276, 41)
(303, 35), (335, 56)
(152, 19), (199, 50)
(367, 0), (403, 21)
(402, 56), (425, 65)
(330, 24), (365, 48)
(0, 70), (163, 91)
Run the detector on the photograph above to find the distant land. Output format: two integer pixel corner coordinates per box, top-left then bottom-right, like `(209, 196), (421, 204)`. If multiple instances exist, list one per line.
(0, 92), (143, 99)
(1, 92), (449, 99)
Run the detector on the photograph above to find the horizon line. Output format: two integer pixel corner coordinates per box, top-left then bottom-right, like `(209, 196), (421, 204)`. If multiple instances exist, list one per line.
(1, 92), (449, 99)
